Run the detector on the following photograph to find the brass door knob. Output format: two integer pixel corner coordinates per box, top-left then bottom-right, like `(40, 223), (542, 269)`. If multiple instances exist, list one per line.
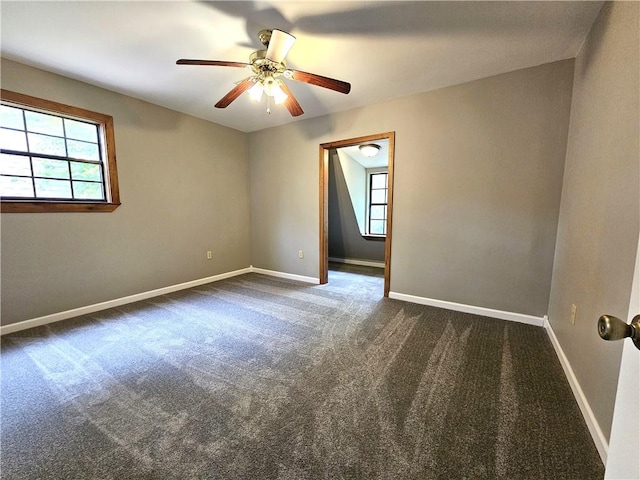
(598, 314), (640, 350)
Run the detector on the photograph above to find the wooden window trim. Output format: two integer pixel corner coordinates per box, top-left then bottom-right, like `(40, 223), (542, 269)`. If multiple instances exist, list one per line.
(1, 89), (121, 213)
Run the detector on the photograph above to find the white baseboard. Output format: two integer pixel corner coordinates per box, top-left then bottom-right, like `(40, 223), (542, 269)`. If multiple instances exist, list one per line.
(1, 266), (320, 336)
(544, 318), (608, 463)
(328, 257), (385, 268)
(388, 291), (545, 327)
(0, 267), (251, 336)
(250, 266), (320, 285)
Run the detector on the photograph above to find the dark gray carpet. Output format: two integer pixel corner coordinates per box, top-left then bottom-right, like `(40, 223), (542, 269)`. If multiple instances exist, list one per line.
(1, 265), (604, 479)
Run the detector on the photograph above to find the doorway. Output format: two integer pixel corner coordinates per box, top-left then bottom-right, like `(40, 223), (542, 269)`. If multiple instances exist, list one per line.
(319, 132), (396, 296)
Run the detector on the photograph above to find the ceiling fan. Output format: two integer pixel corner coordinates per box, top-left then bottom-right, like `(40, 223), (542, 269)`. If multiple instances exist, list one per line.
(177, 29), (351, 117)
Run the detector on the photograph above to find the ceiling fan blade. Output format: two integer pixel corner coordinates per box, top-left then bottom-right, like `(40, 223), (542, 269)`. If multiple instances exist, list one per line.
(215, 79), (255, 108)
(266, 29), (296, 63)
(177, 59), (249, 68)
(278, 83), (304, 117)
(289, 70), (351, 94)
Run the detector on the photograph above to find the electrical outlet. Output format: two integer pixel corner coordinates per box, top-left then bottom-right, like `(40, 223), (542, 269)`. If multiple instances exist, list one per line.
(570, 304), (577, 325)
(298, 250), (304, 259)
(206, 251), (212, 260)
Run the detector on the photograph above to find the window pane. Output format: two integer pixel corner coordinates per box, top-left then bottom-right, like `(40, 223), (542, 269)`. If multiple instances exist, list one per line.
(64, 119), (98, 142)
(33, 158), (70, 179)
(1, 176), (34, 197)
(0, 154), (31, 176)
(27, 132), (66, 157)
(73, 181), (104, 200)
(1, 91), (119, 212)
(370, 205), (386, 220)
(370, 220), (385, 235)
(70, 161), (102, 181)
(371, 174), (387, 189)
(35, 178), (72, 198)
(67, 139), (99, 161)
(371, 189), (387, 204)
(1, 128), (28, 151)
(0, 105), (25, 130)
(25, 110), (64, 137)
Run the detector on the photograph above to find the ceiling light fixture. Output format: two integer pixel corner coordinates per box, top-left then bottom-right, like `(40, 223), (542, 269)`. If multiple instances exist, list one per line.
(359, 144), (381, 157)
(249, 75), (288, 114)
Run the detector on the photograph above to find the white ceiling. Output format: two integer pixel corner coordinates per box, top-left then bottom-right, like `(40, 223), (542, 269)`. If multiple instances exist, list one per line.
(0, 1), (603, 133)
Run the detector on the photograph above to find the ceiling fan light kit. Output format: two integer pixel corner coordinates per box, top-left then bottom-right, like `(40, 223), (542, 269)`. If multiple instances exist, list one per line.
(248, 76), (288, 114)
(177, 29), (351, 117)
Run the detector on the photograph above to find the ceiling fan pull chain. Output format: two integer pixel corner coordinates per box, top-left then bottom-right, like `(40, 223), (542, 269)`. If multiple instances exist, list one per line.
(266, 95), (272, 115)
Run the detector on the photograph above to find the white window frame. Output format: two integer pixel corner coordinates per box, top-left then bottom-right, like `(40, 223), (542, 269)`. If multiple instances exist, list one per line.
(365, 167), (388, 236)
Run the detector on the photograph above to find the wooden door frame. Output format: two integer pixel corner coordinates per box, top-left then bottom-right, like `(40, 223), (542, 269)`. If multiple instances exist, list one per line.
(319, 131), (396, 296)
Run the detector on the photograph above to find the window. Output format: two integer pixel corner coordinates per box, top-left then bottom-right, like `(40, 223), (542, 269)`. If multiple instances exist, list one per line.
(0, 90), (120, 213)
(368, 171), (388, 235)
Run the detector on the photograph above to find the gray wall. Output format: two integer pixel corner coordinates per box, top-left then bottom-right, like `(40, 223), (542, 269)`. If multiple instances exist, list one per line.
(548, 1), (639, 441)
(1, 59), (251, 326)
(249, 59), (575, 316)
(328, 151), (385, 262)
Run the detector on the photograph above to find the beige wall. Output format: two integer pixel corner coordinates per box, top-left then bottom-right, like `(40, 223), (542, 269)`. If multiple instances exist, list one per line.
(1, 59), (251, 326)
(548, 1), (640, 442)
(249, 59), (575, 317)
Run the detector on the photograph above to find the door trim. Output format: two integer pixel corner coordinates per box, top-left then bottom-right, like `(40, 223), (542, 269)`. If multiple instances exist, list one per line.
(319, 131), (396, 296)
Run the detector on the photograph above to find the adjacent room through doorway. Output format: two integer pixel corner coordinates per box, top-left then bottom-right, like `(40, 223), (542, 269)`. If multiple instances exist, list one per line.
(319, 132), (396, 296)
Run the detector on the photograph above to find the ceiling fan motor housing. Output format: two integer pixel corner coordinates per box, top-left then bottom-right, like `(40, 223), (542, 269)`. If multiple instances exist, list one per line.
(249, 50), (287, 80)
